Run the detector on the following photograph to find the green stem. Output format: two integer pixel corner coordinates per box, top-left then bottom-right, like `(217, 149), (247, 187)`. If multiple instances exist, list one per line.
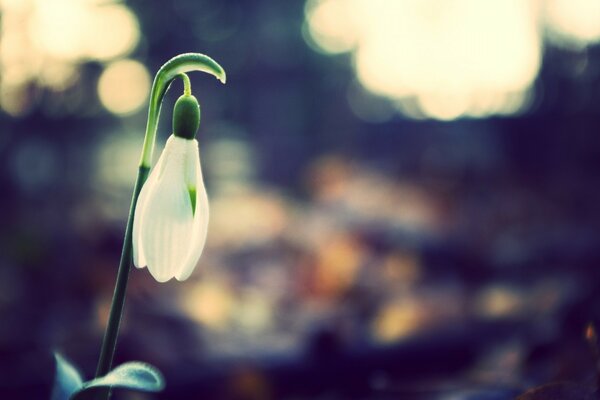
(94, 165), (149, 378)
(93, 53), (226, 399)
(180, 73), (192, 96)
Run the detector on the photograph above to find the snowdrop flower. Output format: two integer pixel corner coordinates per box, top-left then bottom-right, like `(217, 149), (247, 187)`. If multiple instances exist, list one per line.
(132, 94), (208, 282)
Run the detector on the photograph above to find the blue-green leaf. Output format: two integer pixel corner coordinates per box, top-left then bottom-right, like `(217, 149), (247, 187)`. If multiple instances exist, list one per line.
(51, 353), (83, 400)
(79, 362), (164, 393)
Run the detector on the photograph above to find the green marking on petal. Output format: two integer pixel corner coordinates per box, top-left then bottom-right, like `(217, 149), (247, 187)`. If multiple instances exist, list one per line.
(188, 187), (196, 215)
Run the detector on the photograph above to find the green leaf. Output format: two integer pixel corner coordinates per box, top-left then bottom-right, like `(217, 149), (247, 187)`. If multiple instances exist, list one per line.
(51, 353), (83, 400)
(77, 362), (164, 395)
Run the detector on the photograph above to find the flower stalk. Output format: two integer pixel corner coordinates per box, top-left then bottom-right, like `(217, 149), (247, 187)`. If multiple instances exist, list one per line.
(93, 53), (225, 399)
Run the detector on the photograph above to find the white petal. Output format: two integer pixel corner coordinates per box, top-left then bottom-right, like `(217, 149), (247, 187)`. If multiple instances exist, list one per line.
(137, 136), (194, 282)
(132, 151), (167, 269)
(175, 141), (209, 281)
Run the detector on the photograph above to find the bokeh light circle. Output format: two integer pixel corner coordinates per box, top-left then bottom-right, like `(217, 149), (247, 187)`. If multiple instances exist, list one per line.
(97, 59), (150, 115)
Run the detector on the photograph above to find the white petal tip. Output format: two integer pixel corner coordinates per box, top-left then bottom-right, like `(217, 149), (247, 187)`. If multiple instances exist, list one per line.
(174, 273), (191, 282)
(149, 271), (174, 283)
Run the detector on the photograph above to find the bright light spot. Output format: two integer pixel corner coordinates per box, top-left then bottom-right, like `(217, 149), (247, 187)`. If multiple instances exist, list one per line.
(39, 63), (78, 90)
(29, 0), (139, 61)
(306, 0), (600, 120)
(545, 0), (600, 46)
(304, 0), (358, 53)
(474, 285), (525, 318)
(85, 5), (139, 60)
(210, 190), (288, 248)
(98, 59), (150, 115)
(306, 0), (540, 120)
(180, 282), (236, 330)
(371, 299), (422, 343)
(0, 0), (141, 115)
(417, 92), (472, 122)
(314, 233), (364, 296)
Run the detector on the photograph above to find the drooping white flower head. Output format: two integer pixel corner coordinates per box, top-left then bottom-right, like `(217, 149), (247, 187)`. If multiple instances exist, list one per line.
(132, 134), (209, 282)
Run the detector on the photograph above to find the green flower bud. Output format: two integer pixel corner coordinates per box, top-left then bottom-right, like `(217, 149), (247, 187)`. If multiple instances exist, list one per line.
(173, 94), (201, 140)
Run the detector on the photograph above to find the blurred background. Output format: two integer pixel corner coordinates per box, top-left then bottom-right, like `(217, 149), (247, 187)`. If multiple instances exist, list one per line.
(1, 0), (600, 398)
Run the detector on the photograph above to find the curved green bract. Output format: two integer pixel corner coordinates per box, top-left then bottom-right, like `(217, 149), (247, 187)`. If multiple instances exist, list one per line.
(140, 53), (226, 167)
